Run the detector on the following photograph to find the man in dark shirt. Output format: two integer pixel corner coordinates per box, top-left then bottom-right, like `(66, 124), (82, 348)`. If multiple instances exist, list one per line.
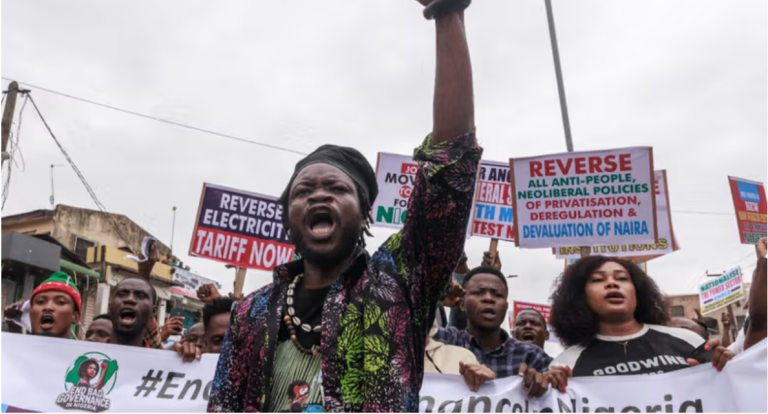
(435, 266), (552, 397)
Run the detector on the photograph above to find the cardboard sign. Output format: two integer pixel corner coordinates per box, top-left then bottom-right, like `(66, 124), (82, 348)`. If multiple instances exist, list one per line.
(372, 152), (417, 229)
(699, 266), (746, 315)
(555, 170), (679, 263)
(171, 269), (221, 299)
(188, 183), (294, 271)
(470, 160), (515, 241)
(728, 176), (767, 245)
(510, 147), (657, 248)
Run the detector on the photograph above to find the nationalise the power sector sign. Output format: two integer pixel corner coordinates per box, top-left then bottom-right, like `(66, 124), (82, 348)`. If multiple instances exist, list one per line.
(188, 183), (294, 271)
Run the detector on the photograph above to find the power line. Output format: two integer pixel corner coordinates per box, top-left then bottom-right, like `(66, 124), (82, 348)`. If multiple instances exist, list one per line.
(1, 77), (308, 156)
(26, 93), (137, 252)
(2, 94), (29, 209)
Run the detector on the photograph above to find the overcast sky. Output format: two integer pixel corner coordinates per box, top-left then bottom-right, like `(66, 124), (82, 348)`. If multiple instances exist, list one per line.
(2, 1), (766, 315)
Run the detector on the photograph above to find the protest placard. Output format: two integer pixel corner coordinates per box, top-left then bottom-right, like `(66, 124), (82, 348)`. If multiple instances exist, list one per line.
(555, 170), (679, 262)
(372, 152), (417, 229)
(470, 160), (514, 241)
(699, 266), (746, 315)
(188, 183), (293, 272)
(728, 176), (767, 245)
(2, 334), (766, 413)
(171, 269), (221, 299)
(510, 147), (657, 249)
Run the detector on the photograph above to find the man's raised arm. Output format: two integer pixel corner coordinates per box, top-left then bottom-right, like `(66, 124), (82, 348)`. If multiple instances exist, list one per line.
(430, 5), (474, 143)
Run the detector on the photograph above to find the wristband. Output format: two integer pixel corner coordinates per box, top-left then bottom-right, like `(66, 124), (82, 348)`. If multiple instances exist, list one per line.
(423, 0), (471, 20)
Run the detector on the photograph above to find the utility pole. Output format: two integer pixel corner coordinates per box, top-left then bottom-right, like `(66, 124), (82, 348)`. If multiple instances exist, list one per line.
(544, 0), (587, 258)
(50, 164), (64, 207)
(2, 81), (20, 164)
(170, 206), (177, 252)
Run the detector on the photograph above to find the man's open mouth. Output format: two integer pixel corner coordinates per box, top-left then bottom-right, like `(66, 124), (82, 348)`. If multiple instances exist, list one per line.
(480, 308), (497, 319)
(119, 308), (137, 324)
(521, 332), (536, 341)
(40, 315), (55, 329)
(305, 208), (336, 239)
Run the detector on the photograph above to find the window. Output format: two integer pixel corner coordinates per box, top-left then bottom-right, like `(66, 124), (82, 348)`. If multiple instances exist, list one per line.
(671, 306), (685, 317)
(74, 237), (96, 260)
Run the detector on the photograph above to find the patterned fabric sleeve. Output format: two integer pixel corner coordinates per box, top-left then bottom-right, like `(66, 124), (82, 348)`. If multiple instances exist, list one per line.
(389, 131), (481, 332)
(207, 295), (251, 412)
(143, 317), (163, 349)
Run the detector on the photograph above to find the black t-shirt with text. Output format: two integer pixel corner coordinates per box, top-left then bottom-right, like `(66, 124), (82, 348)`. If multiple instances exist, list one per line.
(551, 324), (705, 377)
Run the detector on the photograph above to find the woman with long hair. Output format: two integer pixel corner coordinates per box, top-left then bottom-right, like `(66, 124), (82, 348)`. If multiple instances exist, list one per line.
(545, 256), (734, 390)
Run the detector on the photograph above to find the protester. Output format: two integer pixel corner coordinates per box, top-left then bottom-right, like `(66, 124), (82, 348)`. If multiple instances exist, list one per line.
(208, 1), (482, 410)
(173, 322), (205, 362)
(667, 317), (709, 341)
(513, 308), (550, 350)
(202, 297), (234, 354)
(84, 314), (113, 343)
(546, 256), (735, 391)
(424, 322), (498, 393)
(744, 237), (767, 351)
(449, 251), (500, 330)
(4, 272), (81, 340)
(108, 277), (158, 348)
(434, 266), (551, 398)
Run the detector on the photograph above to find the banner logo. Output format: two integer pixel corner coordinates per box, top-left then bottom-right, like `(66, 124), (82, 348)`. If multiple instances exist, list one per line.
(56, 352), (119, 412)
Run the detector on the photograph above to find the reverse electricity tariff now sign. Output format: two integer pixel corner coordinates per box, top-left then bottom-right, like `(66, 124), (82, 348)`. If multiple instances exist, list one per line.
(728, 176), (767, 245)
(373, 152), (418, 229)
(3, 333), (766, 413)
(510, 147), (658, 249)
(699, 266), (746, 315)
(470, 160), (515, 241)
(555, 170), (680, 262)
(188, 183), (294, 271)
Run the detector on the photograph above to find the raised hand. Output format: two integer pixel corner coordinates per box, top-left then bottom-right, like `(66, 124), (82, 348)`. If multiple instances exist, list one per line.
(197, 283), (222, 303)
(442, 278), (465, 307)
(137, 243), (159, 280)
(481, 251), (502, 270)
(160, 315), (185, 342)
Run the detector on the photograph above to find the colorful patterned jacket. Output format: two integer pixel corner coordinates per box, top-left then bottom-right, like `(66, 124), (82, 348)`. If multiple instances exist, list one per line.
(208, 132), (482, 412)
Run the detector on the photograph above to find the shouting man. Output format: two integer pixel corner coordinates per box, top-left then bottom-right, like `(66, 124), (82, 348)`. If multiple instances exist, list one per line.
(108, 277), (158, 348)
(513, 308), (551, 351)
(208, 0), (481, 411)
(7, 272), (82, 339)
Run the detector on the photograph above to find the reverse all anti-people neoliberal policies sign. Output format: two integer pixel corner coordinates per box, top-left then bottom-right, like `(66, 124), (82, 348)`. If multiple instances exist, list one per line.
(510, 147), (658, 249)
(188, 183), (294, 271)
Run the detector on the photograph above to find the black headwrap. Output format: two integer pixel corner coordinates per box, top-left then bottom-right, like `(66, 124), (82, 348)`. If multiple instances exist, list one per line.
(279, 144), (378, 205)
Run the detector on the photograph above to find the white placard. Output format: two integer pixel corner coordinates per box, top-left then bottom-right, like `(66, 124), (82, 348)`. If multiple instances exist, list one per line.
(510, 147), (657, 248)
(372, 152), (417, 230)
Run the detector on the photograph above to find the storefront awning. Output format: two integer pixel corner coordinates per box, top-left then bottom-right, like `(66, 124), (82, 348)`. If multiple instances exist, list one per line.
(59, 260), (100, 279)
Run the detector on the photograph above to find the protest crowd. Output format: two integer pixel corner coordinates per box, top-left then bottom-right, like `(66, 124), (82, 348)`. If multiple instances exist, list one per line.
(1, 0), (767, 413)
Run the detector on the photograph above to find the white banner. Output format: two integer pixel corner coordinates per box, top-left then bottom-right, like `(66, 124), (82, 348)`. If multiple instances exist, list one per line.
(555, 170), (680, 262)
(420, 339), (767, 413)
(373, 152), (417, 229)
(510, 147), (657, 248)
(3, 333), (765, 413)
(1, 333), (216, 412)
(470, 160), (515, 241)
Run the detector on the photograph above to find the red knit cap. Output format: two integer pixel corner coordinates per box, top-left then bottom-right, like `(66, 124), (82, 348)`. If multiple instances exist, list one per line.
(30, 272), (81, 312)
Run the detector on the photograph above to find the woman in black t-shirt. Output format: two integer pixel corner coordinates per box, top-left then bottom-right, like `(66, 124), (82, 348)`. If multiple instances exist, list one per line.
(544, 256), (735, 391)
